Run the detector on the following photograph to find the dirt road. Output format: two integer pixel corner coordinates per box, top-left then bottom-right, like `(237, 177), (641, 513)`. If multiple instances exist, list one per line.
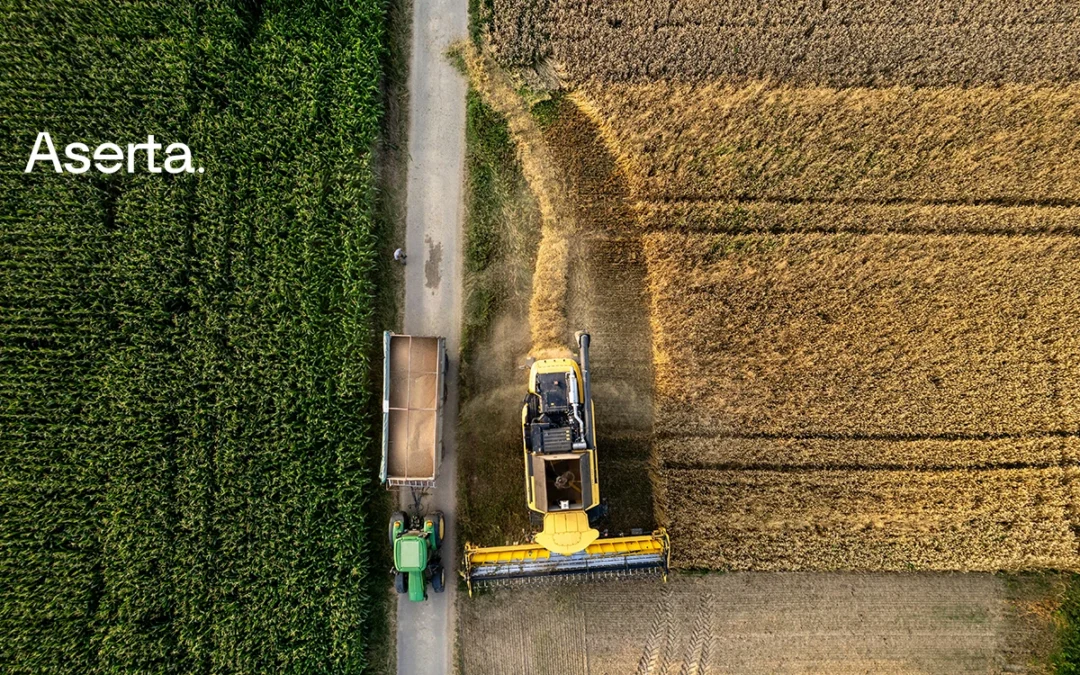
(397, 0), (467, 672)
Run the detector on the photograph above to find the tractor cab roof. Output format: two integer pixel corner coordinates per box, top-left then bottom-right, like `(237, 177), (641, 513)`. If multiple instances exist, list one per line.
(394, 534), (429, 572)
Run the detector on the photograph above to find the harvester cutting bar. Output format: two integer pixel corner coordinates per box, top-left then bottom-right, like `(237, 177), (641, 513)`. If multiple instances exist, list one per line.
(464, 530), (670, 595)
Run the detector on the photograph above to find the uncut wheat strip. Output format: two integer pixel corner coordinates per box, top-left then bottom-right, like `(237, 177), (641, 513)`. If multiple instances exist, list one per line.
(656, 435), (1080, 471)
(643, 232), (1080, 437)
(517, 0), (1080, 85)
(660, 467), (1080, 571)
(547, 24), (1080, 87)
(632, 201), (1080, 237)
(573, 83), (1080, 204)
(490, 0), (1080, 72)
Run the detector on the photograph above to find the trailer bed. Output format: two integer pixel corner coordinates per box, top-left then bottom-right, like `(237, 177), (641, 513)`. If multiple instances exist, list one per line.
(381, 332), (445, 487)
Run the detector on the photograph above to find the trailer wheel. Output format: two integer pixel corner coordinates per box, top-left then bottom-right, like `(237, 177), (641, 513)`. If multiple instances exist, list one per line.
(389, 511), (408, 546)
(394, 572), (408, 594)
(431, 566), (445, 593)
(442, 354), (450, 402)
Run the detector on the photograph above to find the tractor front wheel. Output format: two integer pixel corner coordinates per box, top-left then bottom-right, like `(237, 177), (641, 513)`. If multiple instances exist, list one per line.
(389, 511), (408, 546)
(394, 572), (408, 595)
(431, 566), (445, 593)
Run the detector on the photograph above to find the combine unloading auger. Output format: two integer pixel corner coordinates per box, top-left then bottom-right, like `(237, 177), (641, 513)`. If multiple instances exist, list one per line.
(463, 332), (670, 593)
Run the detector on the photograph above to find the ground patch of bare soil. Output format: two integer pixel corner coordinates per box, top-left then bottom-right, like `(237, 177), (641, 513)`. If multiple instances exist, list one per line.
(459, 572), (1066, 674)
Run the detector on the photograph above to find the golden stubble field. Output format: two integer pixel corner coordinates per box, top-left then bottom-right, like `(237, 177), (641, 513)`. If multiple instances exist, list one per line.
(459, 573), (1065, 674)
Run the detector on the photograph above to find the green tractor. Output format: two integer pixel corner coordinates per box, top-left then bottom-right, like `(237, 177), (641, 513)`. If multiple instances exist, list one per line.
(389, 510), (445, 602)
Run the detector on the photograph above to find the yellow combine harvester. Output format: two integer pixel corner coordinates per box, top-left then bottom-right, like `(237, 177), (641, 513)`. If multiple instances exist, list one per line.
(464, 332), (670, 593)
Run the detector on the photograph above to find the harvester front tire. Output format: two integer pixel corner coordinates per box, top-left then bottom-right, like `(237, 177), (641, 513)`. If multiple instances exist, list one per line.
(394, 572), (408, 594)
(432, 566), (445, 593)
(389, 511), (408, 546)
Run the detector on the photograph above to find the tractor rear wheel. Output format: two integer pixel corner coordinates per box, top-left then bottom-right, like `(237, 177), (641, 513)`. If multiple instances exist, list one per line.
(431, 566), (445, 593)
(389, 511), (408, 546)
(394, 572), (408, 594)
(433, 511), (445, 549)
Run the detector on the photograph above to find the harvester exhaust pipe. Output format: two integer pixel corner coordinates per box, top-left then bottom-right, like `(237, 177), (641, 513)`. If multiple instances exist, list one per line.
(576, 332), (592, 449)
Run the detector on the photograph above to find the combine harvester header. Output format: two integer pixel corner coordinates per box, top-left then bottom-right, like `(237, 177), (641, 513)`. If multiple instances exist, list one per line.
(465, 531), (670, 590)
(463, 332), (670, 593)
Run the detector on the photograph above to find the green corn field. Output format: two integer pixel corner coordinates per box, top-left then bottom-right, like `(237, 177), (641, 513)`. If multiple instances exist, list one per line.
(0, 1), (388, 672)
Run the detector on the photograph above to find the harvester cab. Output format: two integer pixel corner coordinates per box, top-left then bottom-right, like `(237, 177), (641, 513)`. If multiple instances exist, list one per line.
(389, 510), (445, 602)
(464, 332), (670, 592)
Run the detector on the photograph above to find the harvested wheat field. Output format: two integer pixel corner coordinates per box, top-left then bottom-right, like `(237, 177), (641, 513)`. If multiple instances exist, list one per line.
(487, 0), (1080, 86)
(460, 573), (1065, 674)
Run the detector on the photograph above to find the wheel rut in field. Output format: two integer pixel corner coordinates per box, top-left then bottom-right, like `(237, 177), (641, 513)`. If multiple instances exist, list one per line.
(679, 594), (714, 675)
(636, 585), (674, 675)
